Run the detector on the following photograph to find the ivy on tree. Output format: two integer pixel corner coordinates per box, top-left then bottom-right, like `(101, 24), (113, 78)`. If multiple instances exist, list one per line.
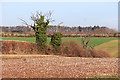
(50, 22), (63, 50)
(20, 11), (54, 51)
(50, 32), (62, 49)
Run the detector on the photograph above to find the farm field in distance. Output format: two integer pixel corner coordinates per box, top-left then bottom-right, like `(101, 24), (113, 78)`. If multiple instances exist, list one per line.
(2, 37), (117, 47)
(95, 40), (118, 57)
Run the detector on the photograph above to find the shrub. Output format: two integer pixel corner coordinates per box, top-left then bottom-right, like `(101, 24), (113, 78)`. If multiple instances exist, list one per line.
(60, 40), (111, 57)
(11, 33), (14, 37)
(2, 40), (111, 58)
(7, 34), (10, 37)
(44, 45), (54, 55)
(50, 32), (62, 51)
(15, 34), (18, 37)
(2, 32), (4, 37)
(73, 35), (80, 37)
(87, 49), (111, 58)
(64, 35), (71, 37)
(2, 40), (55, 55)
(2, 40), (39, 54)
(28, 34), (34, 37)
(60, 40), (86, 57)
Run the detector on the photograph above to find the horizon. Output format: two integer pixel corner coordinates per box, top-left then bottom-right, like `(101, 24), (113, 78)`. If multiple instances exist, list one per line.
(1, 2), (118, 30)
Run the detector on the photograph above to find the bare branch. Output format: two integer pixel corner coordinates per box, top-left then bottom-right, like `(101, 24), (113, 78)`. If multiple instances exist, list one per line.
(36, 11), (39, 20)
(86, 40), (90, 47)
(58, 22), (63, 26)
(81, 37), (91, 49)
(40, 12), (42, 16)
(20, 10), (54, 29)
(31, 11), (54, 23)
(31, 14), (37, 21)
(46, 10), (54, 21)
(19, 18), (33, 28)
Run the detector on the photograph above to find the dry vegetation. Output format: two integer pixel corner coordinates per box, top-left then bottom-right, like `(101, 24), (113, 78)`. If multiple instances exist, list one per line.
(2, 40), (39, 54)
(60, 40), (85, 57)
(1, 40), (111, 58)
(60, 40), (111, 58)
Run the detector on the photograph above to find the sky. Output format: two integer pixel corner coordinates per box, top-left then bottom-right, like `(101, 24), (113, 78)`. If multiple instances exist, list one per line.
(0, 2), (118, 30)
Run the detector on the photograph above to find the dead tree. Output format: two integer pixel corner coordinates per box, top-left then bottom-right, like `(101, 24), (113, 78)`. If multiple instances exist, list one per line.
(81, 37), (94, 49)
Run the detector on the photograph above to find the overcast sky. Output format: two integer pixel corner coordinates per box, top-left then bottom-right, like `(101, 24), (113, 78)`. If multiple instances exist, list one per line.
(1, 2), (118, 30)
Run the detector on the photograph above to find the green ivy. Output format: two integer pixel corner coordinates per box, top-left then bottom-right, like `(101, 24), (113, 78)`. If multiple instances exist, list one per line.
(50, 32), (62, 50)
(32, 15), (49, 51)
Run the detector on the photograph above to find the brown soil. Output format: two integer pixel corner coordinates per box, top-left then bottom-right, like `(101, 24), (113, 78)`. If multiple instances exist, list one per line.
(2, 56), (118, 78)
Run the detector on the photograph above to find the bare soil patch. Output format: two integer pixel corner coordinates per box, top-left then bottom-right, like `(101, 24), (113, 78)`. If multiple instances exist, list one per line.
(2, 56), (118, 78)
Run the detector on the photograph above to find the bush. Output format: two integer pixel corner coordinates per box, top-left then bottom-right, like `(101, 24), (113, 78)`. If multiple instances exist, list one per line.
(28, 34), (34, 37)
(2, 40), (39, 54)
(18, 34), (23, 37)
(44, 45), (54, 55)
(7, 34), (10, 37)
(50, 32), (62, 50)
(73, 35), (80, 37)
(64, 35), (71, 37)
(2, 40), (111, 58)
(11, 33), (14, 37)
(87, 49), (111, 58)
(60, 40), (86, 57)
(60, 40), (111, 57)
(15, 34), (18, 37)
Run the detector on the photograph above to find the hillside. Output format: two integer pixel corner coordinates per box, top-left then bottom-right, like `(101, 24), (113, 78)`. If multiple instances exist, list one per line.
(95, 40), (118, 57)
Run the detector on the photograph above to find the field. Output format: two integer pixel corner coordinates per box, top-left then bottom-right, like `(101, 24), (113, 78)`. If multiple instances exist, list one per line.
(2, 55), (118, 78)
(2, 37), (117, 47)
(1, 37), (119, 78)
(95, 40), (118, 57)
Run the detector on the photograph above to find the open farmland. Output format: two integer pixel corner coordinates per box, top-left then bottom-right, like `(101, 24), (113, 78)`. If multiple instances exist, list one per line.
(95, 40), (118, 57)
(1, 37), (119, 79)
(2, 37), (117, 47)
(2, 55), (118, 78)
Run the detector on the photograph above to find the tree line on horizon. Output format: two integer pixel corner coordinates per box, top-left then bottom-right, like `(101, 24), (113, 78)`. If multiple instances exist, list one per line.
(1, 25), (117, 34)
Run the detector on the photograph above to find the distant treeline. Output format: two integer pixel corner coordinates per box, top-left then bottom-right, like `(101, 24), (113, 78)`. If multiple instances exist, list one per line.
(2, 33), (120, 37)
(1, 25), (119, 37)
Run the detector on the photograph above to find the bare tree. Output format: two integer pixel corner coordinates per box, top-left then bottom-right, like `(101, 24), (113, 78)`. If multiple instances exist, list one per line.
(81, 37), (94, 49)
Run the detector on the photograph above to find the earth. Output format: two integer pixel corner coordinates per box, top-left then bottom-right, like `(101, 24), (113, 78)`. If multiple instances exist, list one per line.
(1, 55), (119, 78)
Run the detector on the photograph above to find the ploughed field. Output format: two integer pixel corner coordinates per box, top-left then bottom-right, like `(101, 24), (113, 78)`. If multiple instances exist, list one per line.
(2, 55), (118, 78)
(1, 37), (119, 78)
(2, 37), (117, 47)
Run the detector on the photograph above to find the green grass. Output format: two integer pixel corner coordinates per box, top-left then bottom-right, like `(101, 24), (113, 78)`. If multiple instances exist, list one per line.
(88, 75), (120, 79)
(2, 37), (117, 47)
(95, 40), (118, 57)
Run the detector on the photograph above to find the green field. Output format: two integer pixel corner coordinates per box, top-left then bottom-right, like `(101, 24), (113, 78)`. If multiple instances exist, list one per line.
(95, 40), (118, 57)
(88, 75), (120, 79)
(2, 37), (117, 47)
